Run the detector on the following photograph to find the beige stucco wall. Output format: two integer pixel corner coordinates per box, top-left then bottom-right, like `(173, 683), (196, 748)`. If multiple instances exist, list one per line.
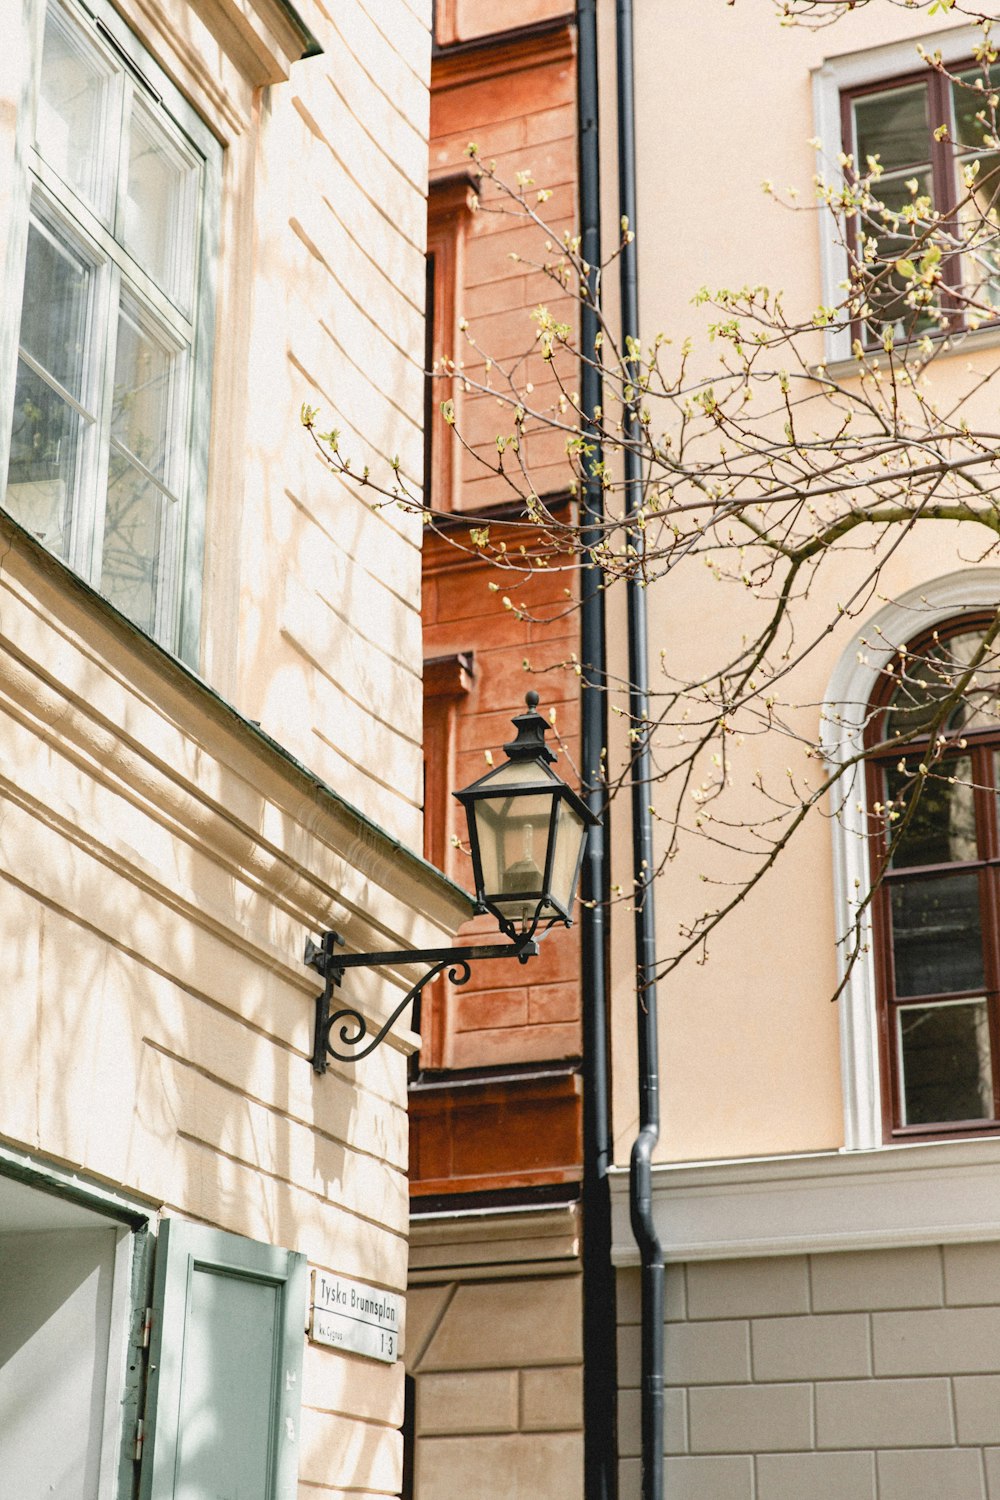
(0, 521), (466, 1494)
(232, 0), (432, 852)
(599, 0), (998, 1165)
(2, 0), (432, 851)
(0, 0), (463, 1493)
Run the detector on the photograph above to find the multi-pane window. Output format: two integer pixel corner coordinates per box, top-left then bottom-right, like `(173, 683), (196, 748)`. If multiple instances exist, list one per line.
(866, 616), (1000, 1137)
(4, 0), (219, 660)
(841, 62), (1000, 345)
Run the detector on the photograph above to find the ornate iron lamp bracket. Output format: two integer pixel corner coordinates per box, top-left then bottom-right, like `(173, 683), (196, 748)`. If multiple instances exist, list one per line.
(304, 928), (540, 1069)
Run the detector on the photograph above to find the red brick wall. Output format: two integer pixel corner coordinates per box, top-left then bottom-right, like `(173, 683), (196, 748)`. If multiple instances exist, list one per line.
(429, 25), (579, 513)
(413, 17), (582, 1197)
(422, 523), (581, 1073)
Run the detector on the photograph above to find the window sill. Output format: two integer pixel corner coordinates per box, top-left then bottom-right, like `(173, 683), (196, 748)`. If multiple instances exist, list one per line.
(816, 317), (1000, 385)
(609, 1134), (1000, 1264)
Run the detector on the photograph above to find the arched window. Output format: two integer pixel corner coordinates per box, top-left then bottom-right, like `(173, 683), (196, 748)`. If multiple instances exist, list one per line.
(823, 570), (1000, 1150)
(865, 613), (1000, 1139)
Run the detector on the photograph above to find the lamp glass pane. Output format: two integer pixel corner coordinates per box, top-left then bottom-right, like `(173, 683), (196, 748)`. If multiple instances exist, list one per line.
(474, 790), (553, 911)
(462, 760), (559, 920)
(548, 797), (587, 913)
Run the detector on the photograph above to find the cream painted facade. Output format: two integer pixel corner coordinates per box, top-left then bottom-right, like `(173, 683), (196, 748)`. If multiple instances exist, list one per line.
(0, 1), (469, 1497)
(598, 4), (1000, 1497)
(601, 0), (1000, 1169)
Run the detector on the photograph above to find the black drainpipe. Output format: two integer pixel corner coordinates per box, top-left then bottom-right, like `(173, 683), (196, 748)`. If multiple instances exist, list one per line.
(616, 2), (666, 1498)
(577, 3), (619, 1498)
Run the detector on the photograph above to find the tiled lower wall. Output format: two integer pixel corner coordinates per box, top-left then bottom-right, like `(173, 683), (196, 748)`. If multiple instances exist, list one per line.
(407, 1271), (583, 1500)
(618, 1242), (1000, 1500)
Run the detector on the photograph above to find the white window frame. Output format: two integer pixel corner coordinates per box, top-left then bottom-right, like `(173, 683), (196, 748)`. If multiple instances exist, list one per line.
(1, 0), (220, 665)
(822, 567), (1000, 1150)
(811, 23), (985, 367)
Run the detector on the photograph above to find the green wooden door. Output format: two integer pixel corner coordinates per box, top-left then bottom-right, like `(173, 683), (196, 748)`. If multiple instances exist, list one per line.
(139, 1220), (306, 1500)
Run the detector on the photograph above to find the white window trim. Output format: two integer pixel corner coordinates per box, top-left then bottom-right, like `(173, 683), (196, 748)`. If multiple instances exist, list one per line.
(2, 0), (221, 666)
(811, 23), (984, 366)
(822, 567), (1000, 1150)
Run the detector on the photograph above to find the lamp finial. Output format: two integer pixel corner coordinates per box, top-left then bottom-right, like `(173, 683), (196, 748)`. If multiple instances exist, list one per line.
(503, 691), (555, 764)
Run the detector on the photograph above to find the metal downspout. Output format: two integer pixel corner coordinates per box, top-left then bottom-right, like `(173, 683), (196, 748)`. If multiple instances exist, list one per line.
(577, 3), (619, 1497)
(616, 2), (666, 1497)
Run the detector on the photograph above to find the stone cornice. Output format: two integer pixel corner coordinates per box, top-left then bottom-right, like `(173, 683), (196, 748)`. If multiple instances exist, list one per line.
(421, 495), (573, 577)
(431, 18), (575, 92)
(427, 168), (479, 219)
(408, 1200), (581, 1281)
(191, 0), (320, 85)
(609, 1137), (1000, 1264)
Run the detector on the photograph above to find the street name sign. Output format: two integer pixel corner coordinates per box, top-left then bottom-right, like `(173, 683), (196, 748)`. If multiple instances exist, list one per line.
(309, 1269), (400, 1363)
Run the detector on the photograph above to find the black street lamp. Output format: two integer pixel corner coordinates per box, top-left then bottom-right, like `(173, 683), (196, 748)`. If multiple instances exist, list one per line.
(306, 692), (597, 1067)
(456, 691), (594, 939)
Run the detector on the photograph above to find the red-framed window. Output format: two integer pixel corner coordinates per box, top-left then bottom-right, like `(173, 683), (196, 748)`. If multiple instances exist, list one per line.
(866, 613), (1000, 1138)
(841, 61), (1000, 346)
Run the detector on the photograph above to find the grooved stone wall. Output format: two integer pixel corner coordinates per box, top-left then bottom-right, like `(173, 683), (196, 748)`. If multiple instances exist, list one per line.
(407, 1271), (583, 1499)
(618, 1243), (1000, 1500)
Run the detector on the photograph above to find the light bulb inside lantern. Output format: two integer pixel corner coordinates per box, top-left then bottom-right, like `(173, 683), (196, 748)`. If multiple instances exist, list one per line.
(502, 820), (542, 894)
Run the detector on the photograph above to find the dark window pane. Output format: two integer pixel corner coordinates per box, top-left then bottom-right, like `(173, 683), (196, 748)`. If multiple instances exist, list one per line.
(953, 67), (1000, 152)
(952, 70), (1000, 310)
(19, 216), (92, 399)
(883, 628), (1000, 740)
(855, 83), (930, 172)
(891, 871), (985, 996)
(860, 170), (941, 342)
(884, 756), (976, 867)
(101, 449), (165, 633)
(955, 153), (1000, 311)
(5, 358), (82, 559)
(899, 999), (993, 1124)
